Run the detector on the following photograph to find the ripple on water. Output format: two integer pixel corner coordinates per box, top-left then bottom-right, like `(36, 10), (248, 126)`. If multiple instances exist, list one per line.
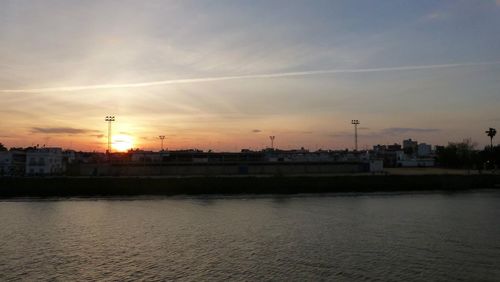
(1, 191), (500, 280)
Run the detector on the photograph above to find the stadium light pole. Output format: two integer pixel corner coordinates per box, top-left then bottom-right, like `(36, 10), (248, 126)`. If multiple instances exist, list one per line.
(351, 120), (360, 151)
(105, 116), (115, 153)
(159, 135), (165, 151)
(269, 136), (275, 149)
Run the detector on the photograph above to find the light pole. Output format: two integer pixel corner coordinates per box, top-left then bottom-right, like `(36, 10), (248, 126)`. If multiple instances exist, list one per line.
(486, 128), (497, 150)
(105, 116), (115, 153)
(351, 120), (360, 151)
(159, 135), (165, 151)
(269, 136), (275, 149)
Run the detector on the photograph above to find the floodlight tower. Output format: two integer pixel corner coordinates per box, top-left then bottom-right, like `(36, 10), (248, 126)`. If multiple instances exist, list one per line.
(105, 116), (115, 153)
(486, 128), (497, 150)
(269, 136), (276, 149)
(351, 120), (360, 151)
(159, 135), (166, 151)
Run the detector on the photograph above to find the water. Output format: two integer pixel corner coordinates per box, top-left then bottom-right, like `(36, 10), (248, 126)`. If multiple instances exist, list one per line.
(1, 191), (500, 281)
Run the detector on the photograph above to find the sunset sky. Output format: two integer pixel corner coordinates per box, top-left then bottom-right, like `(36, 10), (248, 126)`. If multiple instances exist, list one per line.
(1, 0), (500, 152)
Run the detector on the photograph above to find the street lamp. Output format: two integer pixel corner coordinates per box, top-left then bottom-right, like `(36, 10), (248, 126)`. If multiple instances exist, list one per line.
(105, 116), (115, 153)
(159, 135), (165, 151)
(351, 120), (360, 151)
(269, 136), (275, 149)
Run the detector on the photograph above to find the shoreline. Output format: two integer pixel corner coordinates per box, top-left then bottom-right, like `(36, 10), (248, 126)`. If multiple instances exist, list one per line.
(1, 174), (499, 198)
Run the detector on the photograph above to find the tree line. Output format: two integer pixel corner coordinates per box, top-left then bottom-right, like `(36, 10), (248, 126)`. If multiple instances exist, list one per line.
(435, 139), (499, 170)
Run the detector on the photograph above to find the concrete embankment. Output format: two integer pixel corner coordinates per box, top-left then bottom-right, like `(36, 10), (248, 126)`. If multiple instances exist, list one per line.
(0, 174), (499, 198)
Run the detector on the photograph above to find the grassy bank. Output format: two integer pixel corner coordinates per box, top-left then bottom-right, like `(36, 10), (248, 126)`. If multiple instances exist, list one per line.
(0, 174), (499, 198)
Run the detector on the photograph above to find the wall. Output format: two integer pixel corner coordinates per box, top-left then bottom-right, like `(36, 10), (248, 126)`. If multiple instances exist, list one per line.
(68, 162), (367, 176)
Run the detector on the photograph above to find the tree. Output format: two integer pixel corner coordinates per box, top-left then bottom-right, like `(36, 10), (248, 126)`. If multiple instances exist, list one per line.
(486, 128), (497, 150)
(0, 143), (7, 151)
(435, 139), (478, 169)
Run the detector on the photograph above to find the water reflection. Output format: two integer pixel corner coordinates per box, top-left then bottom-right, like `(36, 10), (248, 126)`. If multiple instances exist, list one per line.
(1, 191), (500, 280)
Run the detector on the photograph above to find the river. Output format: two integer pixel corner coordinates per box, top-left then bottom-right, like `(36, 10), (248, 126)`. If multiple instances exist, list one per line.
(1, 191), (500, 281)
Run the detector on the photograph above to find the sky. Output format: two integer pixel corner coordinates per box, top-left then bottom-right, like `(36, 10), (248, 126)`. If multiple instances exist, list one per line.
(1, 0), (500, 152)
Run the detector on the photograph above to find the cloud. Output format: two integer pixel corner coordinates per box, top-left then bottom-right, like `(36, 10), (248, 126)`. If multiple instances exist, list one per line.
(327, 131), (354, 138)
(381, 127), (441, 135)
(327, 127), (440, 138)
(31, 127), (100, 134)
(251, 129), (262, 133)
(327, 131), (377, 138)
(2, 61), (499, 93)
(91, 134), (105, 139)
(421, 12), (449, 22)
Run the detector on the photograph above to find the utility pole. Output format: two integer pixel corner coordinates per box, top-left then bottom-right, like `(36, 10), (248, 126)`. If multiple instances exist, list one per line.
(159, 135), (165, 151)
(269, 136), (275, 149)
(351, 120), (360, 151)
(105, 116), (115, 153)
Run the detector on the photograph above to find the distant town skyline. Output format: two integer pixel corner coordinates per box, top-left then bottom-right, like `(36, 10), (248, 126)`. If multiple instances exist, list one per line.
(1, 0), (500, 151)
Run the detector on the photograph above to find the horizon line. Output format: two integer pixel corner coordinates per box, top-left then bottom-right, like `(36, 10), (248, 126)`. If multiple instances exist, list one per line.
(1, 61), (500, 93)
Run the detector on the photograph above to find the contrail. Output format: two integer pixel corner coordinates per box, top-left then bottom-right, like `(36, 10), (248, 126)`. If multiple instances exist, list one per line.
(1, 61), (499, 93)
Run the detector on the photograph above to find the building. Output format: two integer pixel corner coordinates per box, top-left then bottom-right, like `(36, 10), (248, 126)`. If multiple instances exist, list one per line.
(130, 150), (165, 163)
(403, 139), (418, 155)
(417, 143), (432, 157)
(373, 145), (387, 152)
(387, 143), (402, 151)
(26, 148), (63, 175)
(371, 144), (403, 167)
(397, 158), (435, 167)
(0, 150), (26, 176)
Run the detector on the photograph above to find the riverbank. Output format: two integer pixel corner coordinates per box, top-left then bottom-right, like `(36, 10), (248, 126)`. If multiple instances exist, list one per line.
(1, 174), (499, 198)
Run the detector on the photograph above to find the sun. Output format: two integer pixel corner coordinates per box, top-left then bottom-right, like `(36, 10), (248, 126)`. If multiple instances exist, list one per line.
(112, 135), (134, 152)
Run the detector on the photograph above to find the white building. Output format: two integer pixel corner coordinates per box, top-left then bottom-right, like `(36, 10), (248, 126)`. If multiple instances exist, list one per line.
(0, 151), (26, 176)
(26, 148), (63, 175)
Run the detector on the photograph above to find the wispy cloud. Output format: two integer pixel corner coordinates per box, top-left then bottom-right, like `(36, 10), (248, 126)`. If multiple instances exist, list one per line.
(381, 127), (441, 135)
(327, 131), (377, 138)
(31, 127), (100, 134)
(328, 127), (441, 138)
(251, 129), (262, 133)
(2, 61), (499, 93)
(421, 12), (449, 22)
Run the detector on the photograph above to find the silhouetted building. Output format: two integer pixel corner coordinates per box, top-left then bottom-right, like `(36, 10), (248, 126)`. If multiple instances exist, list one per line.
(403, 139), (418, 155)
(0, 150), (26, 176)
(130, 150), (166, 163)
(373, 145), (387, 152)
(417, 143), (432, 157)
(387, 143), (402, 151)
